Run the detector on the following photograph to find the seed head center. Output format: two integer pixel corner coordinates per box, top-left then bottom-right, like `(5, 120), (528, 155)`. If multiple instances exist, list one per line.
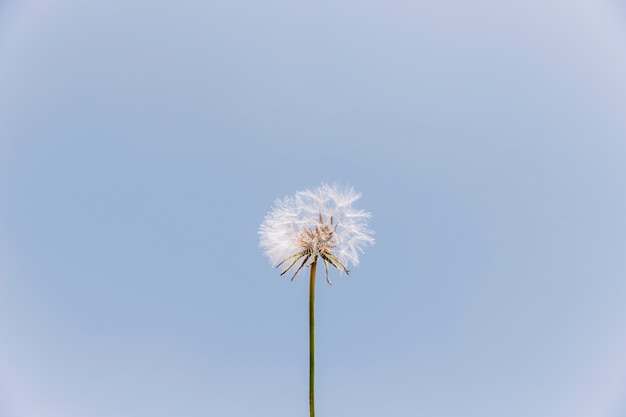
(298, 215), (337, 255)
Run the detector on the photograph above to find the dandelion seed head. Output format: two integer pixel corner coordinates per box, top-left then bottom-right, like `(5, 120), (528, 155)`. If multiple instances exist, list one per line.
(259, 183), (374, 279)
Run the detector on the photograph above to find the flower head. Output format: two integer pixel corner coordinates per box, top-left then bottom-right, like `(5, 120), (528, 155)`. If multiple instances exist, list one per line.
(259, 183), (374, 284)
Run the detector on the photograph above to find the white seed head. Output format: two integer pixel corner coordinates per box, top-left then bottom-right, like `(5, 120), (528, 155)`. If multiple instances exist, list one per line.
(259, 183), (374, 279)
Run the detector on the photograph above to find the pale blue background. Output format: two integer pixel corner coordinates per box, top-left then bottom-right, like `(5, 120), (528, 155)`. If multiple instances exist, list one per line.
(1, 1), (626, 416)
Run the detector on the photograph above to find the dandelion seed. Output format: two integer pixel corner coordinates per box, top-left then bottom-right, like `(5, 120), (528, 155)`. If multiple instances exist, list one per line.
(259, 183), (374, 284)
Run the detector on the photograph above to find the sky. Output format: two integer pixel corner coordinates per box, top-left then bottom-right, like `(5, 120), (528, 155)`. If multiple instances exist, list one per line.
(1, 1), (626, 416)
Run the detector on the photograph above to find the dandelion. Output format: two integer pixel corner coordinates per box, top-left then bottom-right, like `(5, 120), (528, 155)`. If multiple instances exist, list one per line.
(259, 183), (374, 417)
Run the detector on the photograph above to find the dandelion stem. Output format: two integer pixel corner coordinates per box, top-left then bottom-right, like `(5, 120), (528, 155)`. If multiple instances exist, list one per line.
(309, 257), (317, 417)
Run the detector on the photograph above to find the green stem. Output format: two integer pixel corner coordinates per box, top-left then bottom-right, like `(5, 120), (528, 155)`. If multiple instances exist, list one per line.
(309, 257), (317, 417)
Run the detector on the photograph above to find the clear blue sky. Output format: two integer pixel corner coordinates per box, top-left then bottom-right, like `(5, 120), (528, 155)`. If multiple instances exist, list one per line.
(1, 1), (626, 416)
